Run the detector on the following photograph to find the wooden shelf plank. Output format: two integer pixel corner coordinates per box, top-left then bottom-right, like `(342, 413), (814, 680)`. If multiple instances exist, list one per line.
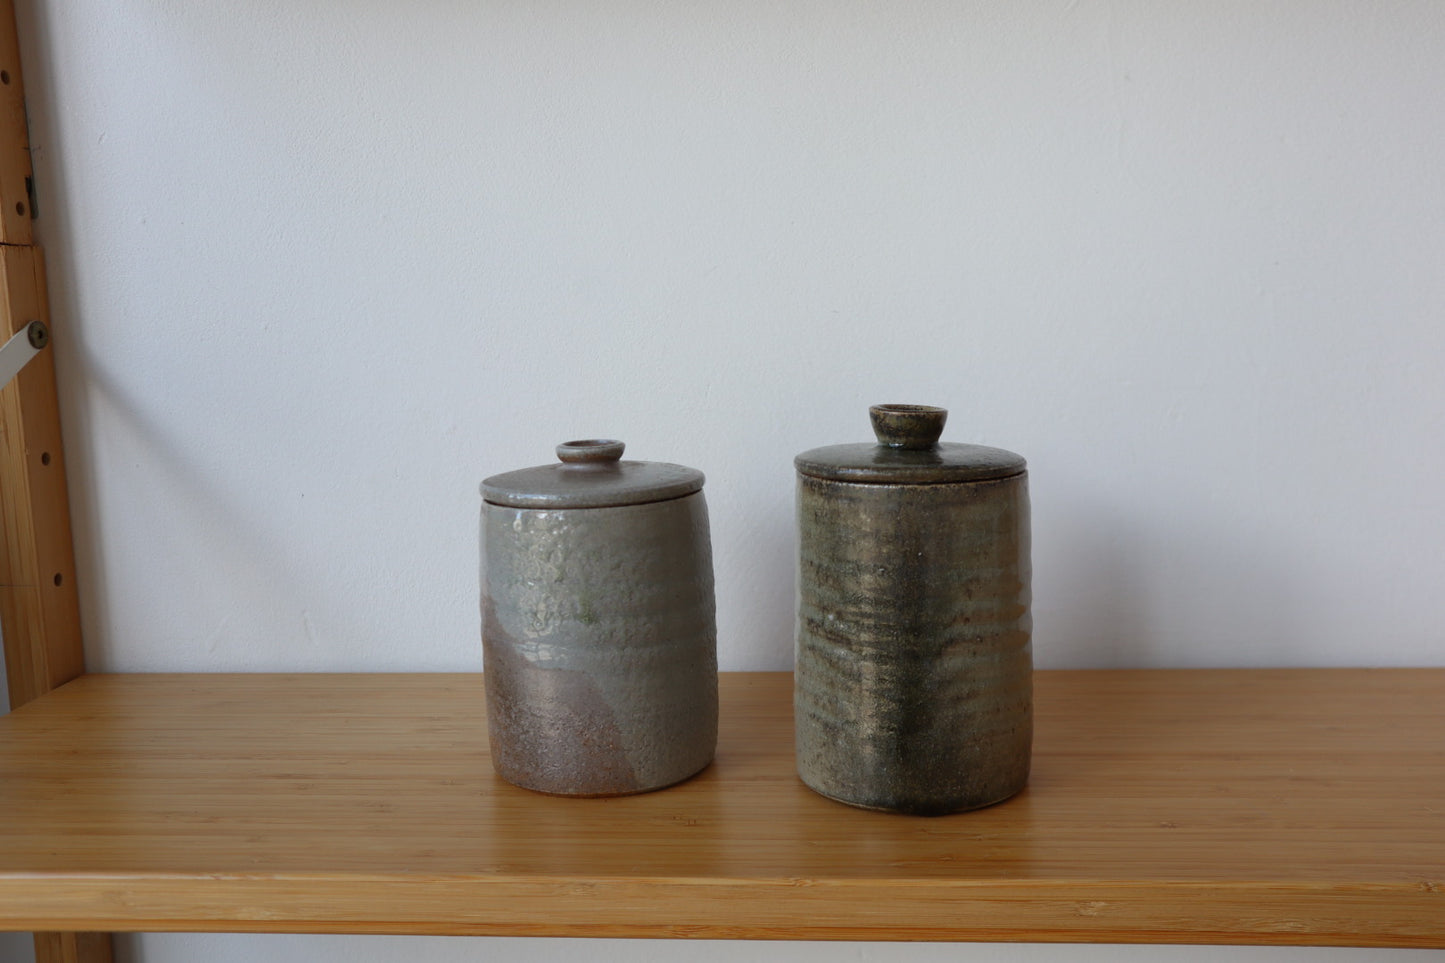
(0, 670), (1441, 945)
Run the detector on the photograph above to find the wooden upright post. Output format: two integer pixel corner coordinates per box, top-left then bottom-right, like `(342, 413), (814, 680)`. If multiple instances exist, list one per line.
(0, 244), (84, 704)
(0, 1), (114, 960)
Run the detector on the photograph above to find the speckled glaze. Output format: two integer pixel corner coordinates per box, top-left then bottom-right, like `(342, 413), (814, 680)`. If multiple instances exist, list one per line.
(481, 443), (717, 796)
(795, 406), (1032, 815)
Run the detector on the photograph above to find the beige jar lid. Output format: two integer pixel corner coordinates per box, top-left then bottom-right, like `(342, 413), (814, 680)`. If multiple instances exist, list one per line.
(482, 439), (705, 509)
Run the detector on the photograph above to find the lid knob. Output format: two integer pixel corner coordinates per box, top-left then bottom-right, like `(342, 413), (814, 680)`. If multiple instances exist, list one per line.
(555, 439), (626, 465)
(870, 404), (947, 450)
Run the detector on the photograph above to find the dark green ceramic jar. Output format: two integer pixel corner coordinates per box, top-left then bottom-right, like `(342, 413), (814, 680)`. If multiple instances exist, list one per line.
(794, 405), (1032, 815)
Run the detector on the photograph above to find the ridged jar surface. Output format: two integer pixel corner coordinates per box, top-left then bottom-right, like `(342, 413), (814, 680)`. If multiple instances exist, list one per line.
(482, 492), (717, 796)
(796, 473), (1032, 815)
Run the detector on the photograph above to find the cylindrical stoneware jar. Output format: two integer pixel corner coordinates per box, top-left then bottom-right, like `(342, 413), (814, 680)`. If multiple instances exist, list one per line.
(794, 405), (1032, 815)
(481, 439), (717, 796)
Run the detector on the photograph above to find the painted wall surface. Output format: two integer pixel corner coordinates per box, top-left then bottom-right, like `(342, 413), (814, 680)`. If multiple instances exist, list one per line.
(7, 1), (1445, 961)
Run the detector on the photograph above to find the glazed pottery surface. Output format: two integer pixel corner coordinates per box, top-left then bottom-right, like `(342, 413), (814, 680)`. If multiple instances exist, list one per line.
(481, 441), (717, 796)
(794, 405), (1032, 815)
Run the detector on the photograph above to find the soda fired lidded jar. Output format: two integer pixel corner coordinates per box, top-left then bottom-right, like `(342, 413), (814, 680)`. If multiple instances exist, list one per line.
(481, 439), (718, 796)
(794, 405), (1032, 815)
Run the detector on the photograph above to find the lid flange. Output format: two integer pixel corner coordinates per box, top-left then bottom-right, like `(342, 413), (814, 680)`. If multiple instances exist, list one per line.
(482, 439), (705, 509)
(795, 405), (1026, 484)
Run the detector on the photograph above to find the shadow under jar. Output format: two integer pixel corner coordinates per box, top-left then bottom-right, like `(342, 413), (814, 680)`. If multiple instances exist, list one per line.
(794, 405), (1032, 815)
(480, 439), (717, 796)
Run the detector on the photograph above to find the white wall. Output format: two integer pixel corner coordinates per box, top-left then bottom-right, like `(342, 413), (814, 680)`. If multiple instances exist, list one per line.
(7, 1), (1445, 961)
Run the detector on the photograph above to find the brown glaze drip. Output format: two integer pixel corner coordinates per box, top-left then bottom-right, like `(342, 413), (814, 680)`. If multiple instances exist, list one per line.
(482, 596), (639, 795)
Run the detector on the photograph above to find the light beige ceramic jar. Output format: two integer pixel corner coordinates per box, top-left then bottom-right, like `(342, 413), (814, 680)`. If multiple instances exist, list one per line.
(481, 439), (717, 796)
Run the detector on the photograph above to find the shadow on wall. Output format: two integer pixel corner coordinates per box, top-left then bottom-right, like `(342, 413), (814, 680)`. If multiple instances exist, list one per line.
(724, 476), (1316, 673)
(54, 355), (371, 672)
(0, 931), (34, 963)
(756, 494), (798, 669)
(709, 482), (797, 672)
(104, 932), (1445, 963)
(1036, 487), (1308, 669)
(1039, 508), (1156, 668)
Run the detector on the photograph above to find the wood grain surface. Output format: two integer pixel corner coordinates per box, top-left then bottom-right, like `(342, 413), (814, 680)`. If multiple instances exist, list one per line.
(0, 0), (33, 245)
(0, 670), (1441, 945)
(0, 245), (84, 710)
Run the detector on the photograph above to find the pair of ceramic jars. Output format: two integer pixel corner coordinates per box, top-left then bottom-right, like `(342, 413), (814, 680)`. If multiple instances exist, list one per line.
(480, 405), (1032, 814)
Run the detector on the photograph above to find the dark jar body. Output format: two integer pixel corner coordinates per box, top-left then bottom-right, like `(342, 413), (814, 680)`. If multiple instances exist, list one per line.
(794, 411), (1032, 815)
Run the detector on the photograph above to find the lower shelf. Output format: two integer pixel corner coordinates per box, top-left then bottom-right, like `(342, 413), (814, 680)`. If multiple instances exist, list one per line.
(0, 670), (1442, 945)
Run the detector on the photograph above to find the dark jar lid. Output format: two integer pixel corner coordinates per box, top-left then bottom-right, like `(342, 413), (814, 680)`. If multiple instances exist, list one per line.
(794, 405), (1026, 484)
(481, 439), (705, 509)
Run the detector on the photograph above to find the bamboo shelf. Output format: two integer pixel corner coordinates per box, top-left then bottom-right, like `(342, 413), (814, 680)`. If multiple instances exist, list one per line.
(0, 669), (1441, 946)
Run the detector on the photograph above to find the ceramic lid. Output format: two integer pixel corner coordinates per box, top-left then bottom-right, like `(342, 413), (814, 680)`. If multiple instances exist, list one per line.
(481, 439), (705, 509)
(794, 404), (1026, 484)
